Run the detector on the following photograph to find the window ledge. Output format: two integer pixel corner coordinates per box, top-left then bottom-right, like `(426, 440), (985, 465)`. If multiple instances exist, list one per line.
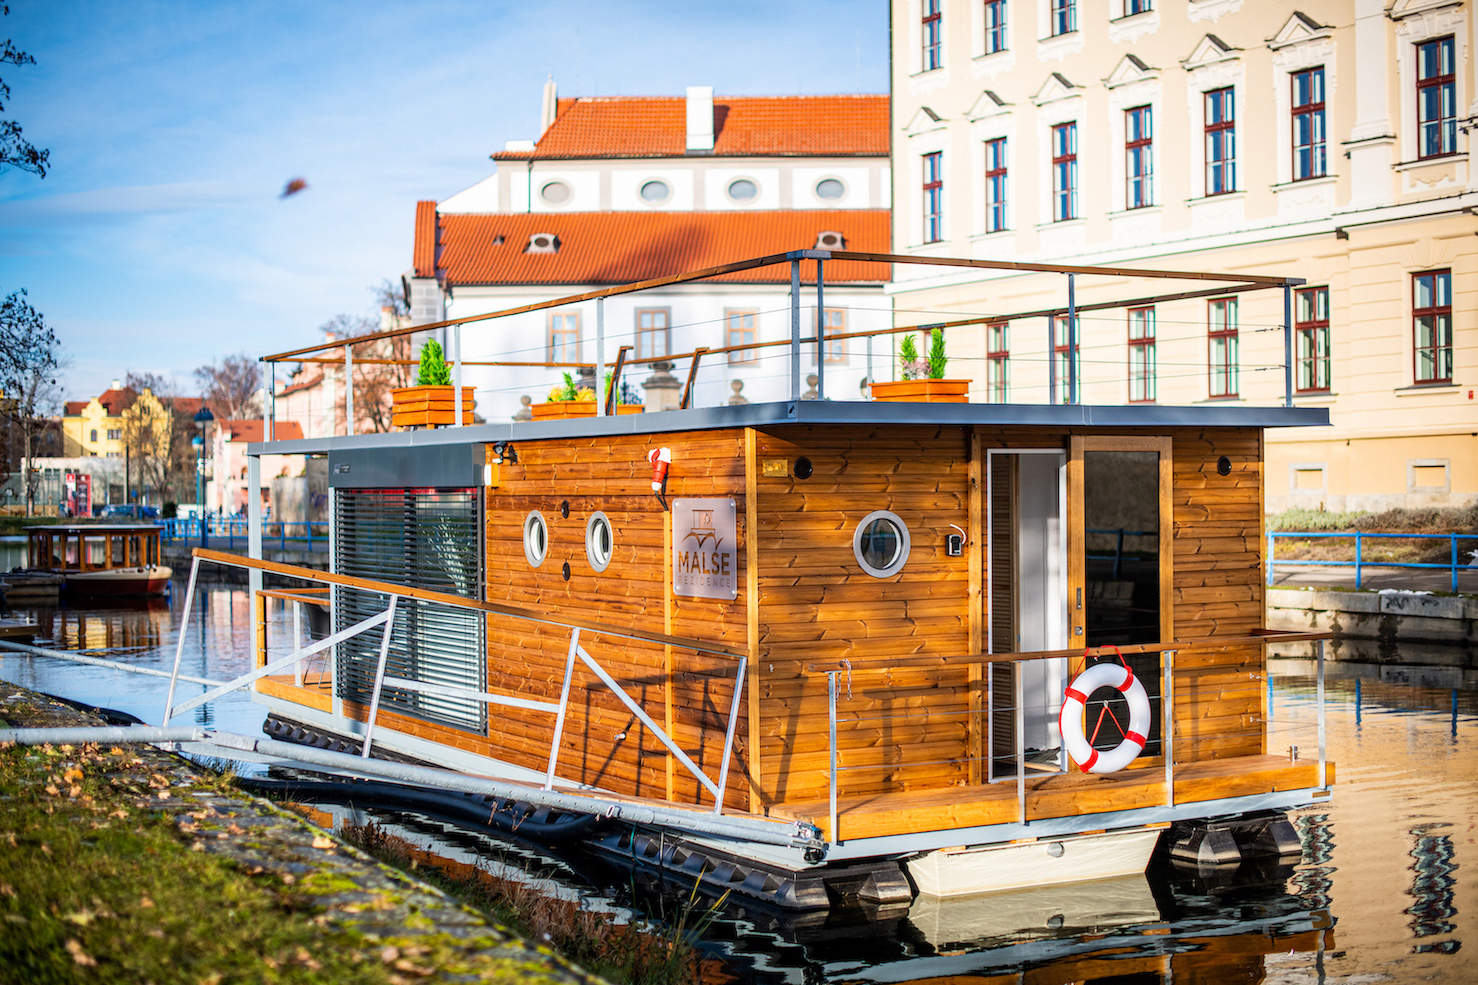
(1036, 217), (1087, 231)
(1272, 175), (1338, 191)
(1196, 396), (1246, 404)
(1395, 382), (1460, 394)
(1109, 205), (1164, 217)
(1394, 153), (1467, 171)
(1039, 31), (1080, 43)
(969, 228), (1015, 240)
(910, 67), (946, 79)
(1293, 392), (1338, 404)
(1187, 191), (1246, 204)
(973, 48), (1011, 63)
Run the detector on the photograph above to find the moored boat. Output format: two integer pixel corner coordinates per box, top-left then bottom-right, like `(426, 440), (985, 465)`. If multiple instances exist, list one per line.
(24, 524), (173, 597)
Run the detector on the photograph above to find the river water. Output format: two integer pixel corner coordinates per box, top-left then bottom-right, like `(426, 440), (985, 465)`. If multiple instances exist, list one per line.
(2, 584), (1475, 983)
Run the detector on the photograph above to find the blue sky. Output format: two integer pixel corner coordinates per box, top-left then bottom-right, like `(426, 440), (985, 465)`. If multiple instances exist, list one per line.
(0, 1), (889, 402)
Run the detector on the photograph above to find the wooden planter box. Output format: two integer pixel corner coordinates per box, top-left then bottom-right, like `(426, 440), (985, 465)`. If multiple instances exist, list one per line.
(530, 402), (646, 421)
(870, 379), (971, 403)
(391, 386), (475, 428)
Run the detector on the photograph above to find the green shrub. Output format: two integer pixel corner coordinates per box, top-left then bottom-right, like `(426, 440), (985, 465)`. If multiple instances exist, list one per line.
(416, 339), (452, 386)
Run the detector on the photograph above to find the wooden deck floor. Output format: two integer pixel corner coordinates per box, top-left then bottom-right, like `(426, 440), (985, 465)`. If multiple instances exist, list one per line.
(769, 755), (1335, 842)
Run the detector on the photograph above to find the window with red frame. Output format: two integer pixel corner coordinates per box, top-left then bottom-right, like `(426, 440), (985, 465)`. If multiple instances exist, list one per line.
(986, 322), (1009, 402)
(1125, 106), (1152, 209)
(1207, 298), (1238, 398)
(984, 0), (1007, 53)
(548, 312), (580, 363)
(725, 309), (757, 364)
(820, 308), (847, 364)
(1051, 122), (1077, 221)
(923, 151), (944, 242)
(923, 0), (942, 70)
(1127, 307), (1155, 403)
(1050, 0), (1075, 36)
(1417, 36), (1455, 159)
(1054, 316), (1079, 403)
(1205, 87), (1235, 195)
(985, 137), (1008, 232)
(1413, 270), (1452, 384)
(1295, 287), (1330, 392)
(1291, 67), (1326, 180)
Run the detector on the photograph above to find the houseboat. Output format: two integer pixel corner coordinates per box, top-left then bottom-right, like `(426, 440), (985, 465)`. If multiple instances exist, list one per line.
(221, 250), (1334, 909)
(25, 523), (172, 596)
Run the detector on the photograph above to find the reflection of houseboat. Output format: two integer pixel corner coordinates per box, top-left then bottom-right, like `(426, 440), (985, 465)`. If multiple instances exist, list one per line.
(25, 524), (173, 596)
(224, 250), (1334, 910)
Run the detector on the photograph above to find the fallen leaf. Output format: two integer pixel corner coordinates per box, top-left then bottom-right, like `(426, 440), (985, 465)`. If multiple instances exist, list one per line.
(108, 809), (128, 819)
(68, 785), (82, 798)
(226, 823), (245, 835)
(0, 883), (14, 897)
(64, 939), (96, 967)
(311, 835), (335, 850)
(139, 895), (154, 908)
(44, 784), (59, 796)
(109, 747), (125, 756)
(64, 910), (95, 926)
(63, 767), (83, 783)
(178, 822), (199, 834)
(379, 946), (400, 963)
(156, 790), (170, 800)
(190, 840), (205, 852)
(39, 843), (51, 856)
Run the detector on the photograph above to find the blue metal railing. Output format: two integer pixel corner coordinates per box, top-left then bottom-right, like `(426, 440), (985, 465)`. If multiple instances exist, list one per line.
(1267, 530), (1478, 592)
(157, 518), (328, 552)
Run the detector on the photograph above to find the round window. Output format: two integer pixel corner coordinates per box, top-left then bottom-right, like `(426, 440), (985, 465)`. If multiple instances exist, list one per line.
(540, 180), (572, 205)
(815, 178), (846, 200)
(585, 511), (614, 572)
(640, 180), (671, 203)
(523, 510), (549, 567)
(727, 178), (758, 202)
(853, 510), (910, 578)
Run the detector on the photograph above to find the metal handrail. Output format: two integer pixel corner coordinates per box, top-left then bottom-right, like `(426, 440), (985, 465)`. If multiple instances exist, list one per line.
(1267, 529), (1478, 592)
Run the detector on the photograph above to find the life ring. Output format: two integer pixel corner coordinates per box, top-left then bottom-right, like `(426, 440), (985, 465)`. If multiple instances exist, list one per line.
(1059, 661), (1152, 774)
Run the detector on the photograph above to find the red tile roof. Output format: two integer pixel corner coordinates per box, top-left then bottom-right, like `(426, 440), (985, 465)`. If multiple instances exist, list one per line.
(64, 387), (138, 418)
(221, 419), (304, 443)
(64, 401), (89, 416)
(494, 94), (888, 161)
(419, 208), (890, 287)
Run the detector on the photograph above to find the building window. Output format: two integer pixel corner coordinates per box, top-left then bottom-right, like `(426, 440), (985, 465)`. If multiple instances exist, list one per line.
(106, 428), (121, 441)
(1413, 270), (1453, 384)
(1054, 316), (1079, 403)
(1125, 106), (1152, 209)
(985, 137), (1008, 232)
(1051, 122), (1077, 221)
(548, 312), (580, 363)
(1124, 0), (1151, 13)
(923, 0), (942, 70)
(636, 308), (671, 361)
(923, 151), (944, 243)
(89, 429), (98, 443)
(1417, 36), (1455, 159)
(725, 309), (757, 364)
(985, 0), (1007, 53)
(986, 322), (1009, 403)
(1128, 306), (1156, 402)
(1205, 87), (1236, 195)
(1208, 298), (1239, 398)
(821, 309), (847, 364)
(105, 452), (120, 459)
(1050, 0), (1076, 36)
(1291, 67), (1326, 180)
(1295, 287), (1330, 393)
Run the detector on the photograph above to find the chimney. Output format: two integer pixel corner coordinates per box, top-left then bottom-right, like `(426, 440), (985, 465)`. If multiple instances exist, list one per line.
(111, 379), (121, 390)
(540, 76), (557, 137)
(686, 86), (714, 153)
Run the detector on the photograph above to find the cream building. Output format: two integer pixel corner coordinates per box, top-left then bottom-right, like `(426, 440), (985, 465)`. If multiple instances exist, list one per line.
(890, 0), (1475, 512)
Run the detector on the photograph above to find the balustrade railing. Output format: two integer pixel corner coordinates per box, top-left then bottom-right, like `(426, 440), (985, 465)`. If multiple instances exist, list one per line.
(1267, 530), (1478, 592)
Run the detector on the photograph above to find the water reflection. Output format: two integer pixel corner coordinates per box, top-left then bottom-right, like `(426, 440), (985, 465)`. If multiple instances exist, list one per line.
(1, 603), (1475, 982)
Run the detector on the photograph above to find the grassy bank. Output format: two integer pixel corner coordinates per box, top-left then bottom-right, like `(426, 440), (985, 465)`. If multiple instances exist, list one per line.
(1266, 505), (1478, 569)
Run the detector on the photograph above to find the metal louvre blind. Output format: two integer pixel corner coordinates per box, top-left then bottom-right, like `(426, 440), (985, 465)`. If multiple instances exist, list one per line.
(333, 487), (485, 732)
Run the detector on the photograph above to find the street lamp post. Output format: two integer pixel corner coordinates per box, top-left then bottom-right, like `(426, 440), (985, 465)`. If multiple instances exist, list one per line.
(193, 407), (215, 548)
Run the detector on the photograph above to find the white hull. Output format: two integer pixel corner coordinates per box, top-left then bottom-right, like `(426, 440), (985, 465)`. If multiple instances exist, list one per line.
(907, 872), (1160, 945)
(907, 827), (1162, 897)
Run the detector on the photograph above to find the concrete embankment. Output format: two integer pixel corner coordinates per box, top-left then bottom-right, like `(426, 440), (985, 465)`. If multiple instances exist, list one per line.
(1267, 587), (1476, 648)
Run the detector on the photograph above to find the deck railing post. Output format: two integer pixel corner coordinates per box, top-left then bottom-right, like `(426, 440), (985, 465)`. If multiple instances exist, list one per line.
(268, 363), (275, 442)
(1316, 638), (1327, 790)
(828, 671), (839, 843)
(1067, 273), (1077, 405)
(293, 600), (303, 687)
(1283, 282), (1294, 407)
(1016, 661), (1026, 825)
(345, 343), (354, 437)
(453, 324), (463, 428)
(790, 259), (802, 402)
(866, 331), (874, 400)
(1047, 315), (1057, 406)
(162, 556), (203, 724)
(544, 627), (580, 790)
(815, 259), (826, 402)
(1163, 650), (1175, 808)
(713, 654), (747, 815)
(1267, 531), (1274, 585)
(359, 596), (399, 760)
(595, 298), (605, 418)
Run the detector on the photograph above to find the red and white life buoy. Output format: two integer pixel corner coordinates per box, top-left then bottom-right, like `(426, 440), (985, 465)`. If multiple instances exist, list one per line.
(1059, 661), (1152, 774)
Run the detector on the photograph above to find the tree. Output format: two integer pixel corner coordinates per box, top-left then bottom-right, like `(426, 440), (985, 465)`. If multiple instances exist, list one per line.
(1, 7), (49, 178)
(121, 372), (196, 507)
(0, 289), (63, 515)
(194, 354), (262, 420)
(316, 281), (418, 434)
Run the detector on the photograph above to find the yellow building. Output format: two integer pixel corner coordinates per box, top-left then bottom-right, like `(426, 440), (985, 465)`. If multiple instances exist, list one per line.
(888, 0), (1476, 512)
(62, 381), (135, 458)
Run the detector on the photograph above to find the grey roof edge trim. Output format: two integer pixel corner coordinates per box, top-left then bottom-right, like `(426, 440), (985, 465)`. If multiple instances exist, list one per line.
(246, 401), (1329, 455)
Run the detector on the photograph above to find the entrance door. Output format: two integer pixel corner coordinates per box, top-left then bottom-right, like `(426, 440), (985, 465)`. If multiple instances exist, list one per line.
(987, 450), (1068, 781)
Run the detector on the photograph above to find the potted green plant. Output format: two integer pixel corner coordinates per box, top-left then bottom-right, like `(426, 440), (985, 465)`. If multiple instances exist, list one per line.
(530, 372), (644, 421)
(391, 339), (475, 427)
(870, 329), (971, 403)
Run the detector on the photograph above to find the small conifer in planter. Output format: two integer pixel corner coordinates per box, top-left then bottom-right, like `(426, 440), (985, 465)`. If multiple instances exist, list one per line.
(870, 328), (971, 403)
(391, 339), (474, 428)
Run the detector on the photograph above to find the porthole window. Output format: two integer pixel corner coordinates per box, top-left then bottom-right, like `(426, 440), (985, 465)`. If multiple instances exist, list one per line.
(726, 178), (758, 202)
(815, 178), (846, 201)
(640, 180), (671, 204)
(853, 510), (910, 578)
(540, 180), (572, 205)
(523, 510), (549, 567)
(585, 511), (614, 572)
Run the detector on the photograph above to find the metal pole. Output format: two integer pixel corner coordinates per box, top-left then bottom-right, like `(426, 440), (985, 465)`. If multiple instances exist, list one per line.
(1283, 282), (1294, 407)
(1452, 533), (1460, 593)
(360, 596), (399, 759)
(163, 556), (203, 723)
(0, 639), (221, 687)
(713, 654), (747, 815)
(268, 363), (275, 442)
(1016, 664), (1026, 824)
(595, 298), (606, 417)
(344, 344), (354, 436)
(866, 331), (874, 400)
(1316, 638), (1326, 790)
(815, 259), (826, 401)
(790, 259), (802, 402)
(1356, 531), (1363, 590)
(1163, 650), (1175, 808)
(1067, 273), (1077, 405)
(544, 628), (580, 789)
(1048, 315), (1058, 405)
(828, 671), (839, 843)
(453, 324), (463, 427)
(292, 601), (304, 688)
